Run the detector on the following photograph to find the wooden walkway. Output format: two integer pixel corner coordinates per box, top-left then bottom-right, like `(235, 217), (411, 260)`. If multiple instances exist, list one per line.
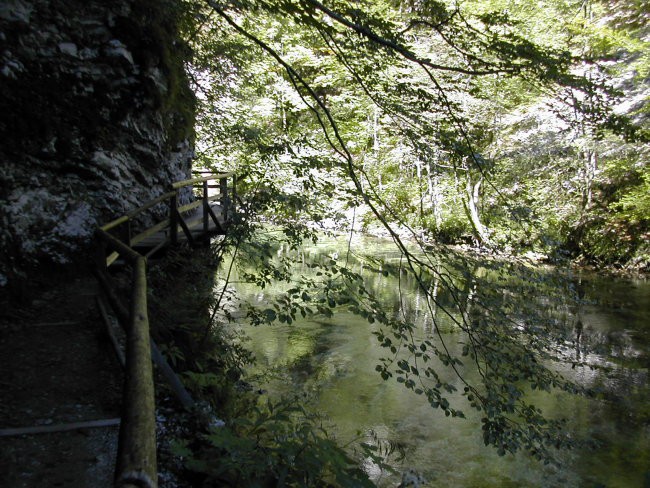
(132, 202), (225, 249)
(0, 173), (236, 488)
(98, 172), (236, 266)
(92, 172), (236, 488)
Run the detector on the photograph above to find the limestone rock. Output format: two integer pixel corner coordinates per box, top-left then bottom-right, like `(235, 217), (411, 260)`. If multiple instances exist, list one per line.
(0, 0), (196, 289)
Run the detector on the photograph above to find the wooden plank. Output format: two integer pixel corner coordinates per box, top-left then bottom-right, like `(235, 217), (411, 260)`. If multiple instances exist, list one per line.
(220, 177), (229, 220)
(0, 418), (121, 437)
(231, 174), (237, 209)
(94, 268), (130, 323)
(132, 204), (223, 249)
(102, 173), (232, 237)
(134, 232), (168, 248)
(150, 342), (194, 411)
(177, 213), (221, 236)
(122, 221), (132, 247)
(101, 191), (176, 232)
(169, 195), (178, 246)
(203, 180), (209, 236)
(130, 219), (170, 247)
(183, 202), (222, 223)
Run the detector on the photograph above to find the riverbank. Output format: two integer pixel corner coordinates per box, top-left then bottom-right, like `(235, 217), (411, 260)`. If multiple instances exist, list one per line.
(358, 221), (649, 277)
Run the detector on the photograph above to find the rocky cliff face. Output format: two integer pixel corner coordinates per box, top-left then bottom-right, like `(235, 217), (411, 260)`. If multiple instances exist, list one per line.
(0, 0), (195, 289)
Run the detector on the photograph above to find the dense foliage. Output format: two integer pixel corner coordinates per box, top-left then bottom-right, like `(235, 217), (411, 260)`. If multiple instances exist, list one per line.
(186, 0), (648, 266)
(162, 0), (648, 485)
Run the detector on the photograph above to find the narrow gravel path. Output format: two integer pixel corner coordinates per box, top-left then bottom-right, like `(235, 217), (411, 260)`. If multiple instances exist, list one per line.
(0, 275), (122, 487)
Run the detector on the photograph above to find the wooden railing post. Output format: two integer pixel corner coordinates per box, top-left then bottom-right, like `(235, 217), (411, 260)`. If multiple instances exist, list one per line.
(169, 194), (178, 247)
(231, 174), (237, 222)
(202, 180), (209, 237)
(220, 176), (229, 223)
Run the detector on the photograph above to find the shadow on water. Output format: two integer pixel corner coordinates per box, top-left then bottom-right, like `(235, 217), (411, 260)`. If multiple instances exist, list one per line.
(222, 235), (650, 487)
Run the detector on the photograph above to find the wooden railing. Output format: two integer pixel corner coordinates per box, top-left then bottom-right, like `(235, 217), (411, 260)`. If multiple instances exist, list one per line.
(94, 172), (235, 488)
(98, 172), (236, 267)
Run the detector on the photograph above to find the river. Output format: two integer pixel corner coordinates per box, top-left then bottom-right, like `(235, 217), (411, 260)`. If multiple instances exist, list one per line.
(222, 235), (649, 487)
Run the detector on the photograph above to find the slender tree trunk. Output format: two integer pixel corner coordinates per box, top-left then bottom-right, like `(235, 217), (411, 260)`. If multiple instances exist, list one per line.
(415, 159), (425, 227)
(583, 148), (597, 210)
(429, 171), (442, 232)
(373, 106), (379, 154)
(463, 172), (490, 246)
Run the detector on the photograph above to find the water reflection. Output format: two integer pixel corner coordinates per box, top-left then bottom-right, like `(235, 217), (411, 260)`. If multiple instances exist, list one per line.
(222, 235), (650, 487)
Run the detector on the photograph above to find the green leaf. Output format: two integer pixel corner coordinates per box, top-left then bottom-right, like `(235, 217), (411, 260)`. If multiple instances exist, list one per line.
(264, 308), (277, 322)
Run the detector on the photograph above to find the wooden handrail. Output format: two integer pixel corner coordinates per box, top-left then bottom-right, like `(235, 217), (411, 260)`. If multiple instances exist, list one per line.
(94, 172), (236, 488)
(101, 215), (130, 233)
(92, 235), (157, 488)
(114, 257), (157, 488)
(96, 228), (142, 263)
(99, 172), (234, 265)
(170, 171), (234, 190)
(101, 191), (177, 232)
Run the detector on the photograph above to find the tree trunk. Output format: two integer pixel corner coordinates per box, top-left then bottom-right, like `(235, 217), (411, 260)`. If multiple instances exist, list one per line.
(463, 172), (490, 246)
(429, 171), (442, 232)
(582, 148), (597, 211)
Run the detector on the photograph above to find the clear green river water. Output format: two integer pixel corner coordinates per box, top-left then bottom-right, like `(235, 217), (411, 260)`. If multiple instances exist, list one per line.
(223, 235), (649, 487)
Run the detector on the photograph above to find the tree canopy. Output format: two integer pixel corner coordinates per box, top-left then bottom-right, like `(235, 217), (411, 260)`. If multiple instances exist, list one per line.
(168, 0), (649, 483)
